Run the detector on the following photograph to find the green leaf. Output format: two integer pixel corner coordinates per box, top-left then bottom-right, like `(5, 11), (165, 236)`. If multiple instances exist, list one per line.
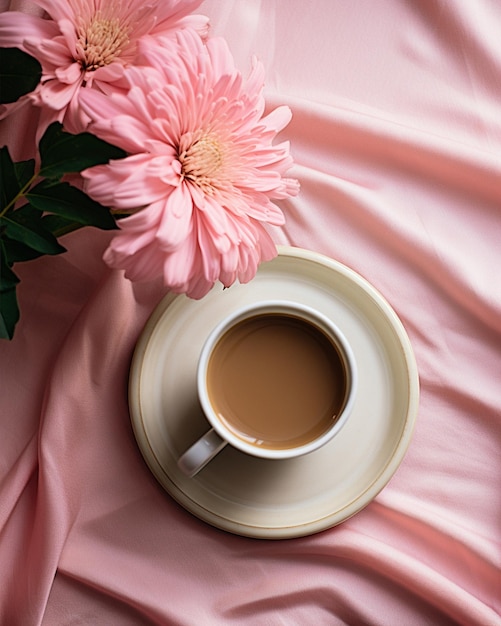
(39, 122), (127, 179)
(1, 235), (46, 263)
(14, 159), (36, 189)
(0, 240), (20, 288)
(0, 48), (42, 104)
(0, 207), (66, 255)
(0, 286), (20, 340)
(27, 180), (117, 230)
(0, 146), (20, 210)
(0, 261), (19, 289)
(42, 214), (83, 238)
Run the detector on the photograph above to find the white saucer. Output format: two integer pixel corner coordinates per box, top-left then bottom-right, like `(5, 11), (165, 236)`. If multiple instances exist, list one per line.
(129, 246), (419, 539)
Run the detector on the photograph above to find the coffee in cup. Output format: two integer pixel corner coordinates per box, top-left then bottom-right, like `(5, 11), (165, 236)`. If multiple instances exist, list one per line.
(178, 301), (357, 476)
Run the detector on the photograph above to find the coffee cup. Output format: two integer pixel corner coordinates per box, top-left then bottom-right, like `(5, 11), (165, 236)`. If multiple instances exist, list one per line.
(178, 301), (357, 477)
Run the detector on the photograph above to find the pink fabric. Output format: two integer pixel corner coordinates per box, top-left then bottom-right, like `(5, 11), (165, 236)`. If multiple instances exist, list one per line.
(1, 0), (500, 624)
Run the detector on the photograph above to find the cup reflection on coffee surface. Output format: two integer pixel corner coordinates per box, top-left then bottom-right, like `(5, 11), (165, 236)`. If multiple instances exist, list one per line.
(177, 301), (357, 477)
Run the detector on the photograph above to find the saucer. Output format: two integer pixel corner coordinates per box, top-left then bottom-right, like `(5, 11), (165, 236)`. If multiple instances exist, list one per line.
(129, 246), (419, 539)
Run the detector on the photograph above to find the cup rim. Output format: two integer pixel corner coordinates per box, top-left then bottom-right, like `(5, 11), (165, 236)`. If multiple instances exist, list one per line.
(197, 300), (358, 460)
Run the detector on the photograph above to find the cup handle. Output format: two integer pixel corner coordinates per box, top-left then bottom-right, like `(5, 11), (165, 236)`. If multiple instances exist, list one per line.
(177, 429), (227, 477)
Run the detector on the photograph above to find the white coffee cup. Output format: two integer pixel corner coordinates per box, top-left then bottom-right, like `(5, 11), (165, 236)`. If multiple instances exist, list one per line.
(178, 301), (357, 477)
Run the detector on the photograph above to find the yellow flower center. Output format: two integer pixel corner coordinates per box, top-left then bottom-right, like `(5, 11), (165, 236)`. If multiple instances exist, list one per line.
(76, 11), (130, 70)
(179, 134), (226, 194)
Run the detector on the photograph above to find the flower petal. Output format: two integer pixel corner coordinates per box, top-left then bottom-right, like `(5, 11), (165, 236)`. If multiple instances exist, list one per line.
(162, 228), (198, 289)
(157, 184), (194, 251)
(82, 154), (174, 209)
(55, 62), (82, 84)
(24, 37), (74, 72)
(0, 12), (59, 48)
(35, 78), (81, 110)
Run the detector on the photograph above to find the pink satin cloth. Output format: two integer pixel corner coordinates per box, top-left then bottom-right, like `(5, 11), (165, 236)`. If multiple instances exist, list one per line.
(1, 1), (500, 624)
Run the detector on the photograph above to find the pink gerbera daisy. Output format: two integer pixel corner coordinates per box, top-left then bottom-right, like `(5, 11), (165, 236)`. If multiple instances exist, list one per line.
(79, 29), (299, 298)
(0, 0), (209, 139)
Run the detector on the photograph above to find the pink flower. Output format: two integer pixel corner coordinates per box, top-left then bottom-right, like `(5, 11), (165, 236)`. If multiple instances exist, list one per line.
(79, 29), (299, 298)
(0, 0), (209, 140)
